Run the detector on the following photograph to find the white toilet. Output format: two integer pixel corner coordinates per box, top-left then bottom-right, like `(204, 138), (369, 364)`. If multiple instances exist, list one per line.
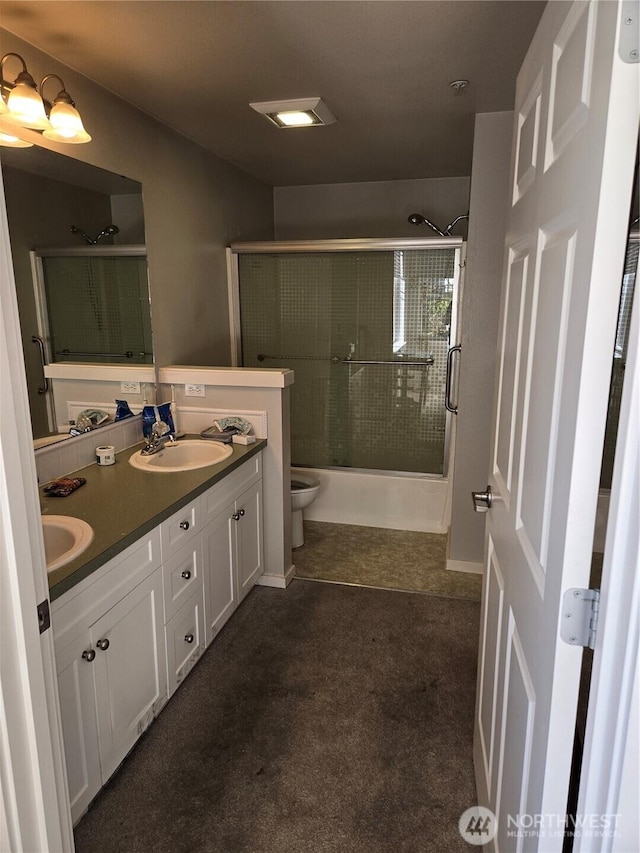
(290, 473), (321, 548)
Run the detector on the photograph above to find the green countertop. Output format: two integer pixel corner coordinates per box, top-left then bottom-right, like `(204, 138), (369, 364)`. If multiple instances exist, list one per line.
(42, 438), (266, 602)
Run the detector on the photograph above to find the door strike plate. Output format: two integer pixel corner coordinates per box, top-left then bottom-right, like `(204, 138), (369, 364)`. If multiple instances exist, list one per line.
(37, 598), (51, 634)
(619, 1), (639, 63)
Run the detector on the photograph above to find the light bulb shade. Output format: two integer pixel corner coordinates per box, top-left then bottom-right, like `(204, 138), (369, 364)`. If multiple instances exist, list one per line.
(4, 81), (51, 130)
(42, 100), (91, 143)
(0, 97), (8, 115)
(0, 129), (33, 148)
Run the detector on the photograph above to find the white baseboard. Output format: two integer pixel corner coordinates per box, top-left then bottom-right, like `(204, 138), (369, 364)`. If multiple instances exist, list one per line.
(447, 559), (484, 575)
(256, 564), (296, 589)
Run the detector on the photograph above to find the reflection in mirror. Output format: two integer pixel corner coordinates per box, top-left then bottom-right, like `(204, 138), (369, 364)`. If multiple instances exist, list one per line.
(0, 146), (152, 444)
(34, 246), (152, 365)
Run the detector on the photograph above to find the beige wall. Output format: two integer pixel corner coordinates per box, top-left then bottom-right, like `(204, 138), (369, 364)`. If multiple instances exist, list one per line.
(274, 176), (470, 240)
(448, 111), (513, 567)
(0, 30), (274, 369)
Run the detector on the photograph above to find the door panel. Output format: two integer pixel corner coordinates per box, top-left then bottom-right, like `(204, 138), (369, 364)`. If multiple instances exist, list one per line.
(495, 621), (536, 852)
(494, 243), (531, 503)
(477, 540), (505, 794)
(473, 2), (639, 848)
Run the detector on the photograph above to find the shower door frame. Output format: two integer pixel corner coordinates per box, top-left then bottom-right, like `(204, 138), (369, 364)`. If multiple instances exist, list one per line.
(227, 237), (465, 479)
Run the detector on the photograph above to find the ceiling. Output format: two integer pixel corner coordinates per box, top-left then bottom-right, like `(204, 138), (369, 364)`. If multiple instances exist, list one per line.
(0, 1), (546, 187)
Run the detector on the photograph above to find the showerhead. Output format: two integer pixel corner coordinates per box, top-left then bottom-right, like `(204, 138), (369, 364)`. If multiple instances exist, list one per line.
(407, 212), (469, 237)
(70, 224), (120, 244)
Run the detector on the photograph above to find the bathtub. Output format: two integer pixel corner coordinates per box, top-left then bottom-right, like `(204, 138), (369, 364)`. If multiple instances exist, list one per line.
(292, 466), (450, 534)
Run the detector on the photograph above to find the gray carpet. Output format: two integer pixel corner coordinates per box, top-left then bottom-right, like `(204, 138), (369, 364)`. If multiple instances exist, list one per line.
(74, 580), (480, 853)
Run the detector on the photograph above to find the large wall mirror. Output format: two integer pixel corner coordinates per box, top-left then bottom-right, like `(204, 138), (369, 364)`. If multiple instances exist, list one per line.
(1, 147), (153, 443)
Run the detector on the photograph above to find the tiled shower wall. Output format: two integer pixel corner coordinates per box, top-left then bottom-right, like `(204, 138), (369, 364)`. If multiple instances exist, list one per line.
(238, 248), (457, 475)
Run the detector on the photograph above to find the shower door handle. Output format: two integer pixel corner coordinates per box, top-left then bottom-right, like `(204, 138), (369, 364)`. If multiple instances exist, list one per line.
(32, 336), (50, 395)
(445, 344), (461, 414)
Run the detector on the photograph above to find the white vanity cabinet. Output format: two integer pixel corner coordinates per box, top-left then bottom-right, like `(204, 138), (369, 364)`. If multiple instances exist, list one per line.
(52, 449), (264, 823)
(52, 530), (167, 823)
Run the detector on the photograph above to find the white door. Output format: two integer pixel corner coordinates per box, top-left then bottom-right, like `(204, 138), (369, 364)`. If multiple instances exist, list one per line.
(0, 168), (73, 850)
(473, 1), (639, 849)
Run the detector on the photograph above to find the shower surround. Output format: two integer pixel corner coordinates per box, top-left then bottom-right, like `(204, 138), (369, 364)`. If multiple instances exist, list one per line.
(229, 238), (463, 532)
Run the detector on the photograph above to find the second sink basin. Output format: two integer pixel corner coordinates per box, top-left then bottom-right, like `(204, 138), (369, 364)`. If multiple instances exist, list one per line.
(129, 439), (233, 472)
(42, 515), (94, 572)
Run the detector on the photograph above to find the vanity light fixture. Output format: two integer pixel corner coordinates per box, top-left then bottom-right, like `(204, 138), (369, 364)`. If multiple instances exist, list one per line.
(40, 75), (91, 144)
(0, 53), (91, 146)
(250, 97), (337, 128)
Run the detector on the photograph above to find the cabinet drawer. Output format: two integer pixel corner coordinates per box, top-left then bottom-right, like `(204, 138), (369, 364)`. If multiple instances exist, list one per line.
(201, 453), (262, 524)
(165, 587), (205, 697)
(52, 528), (162, 648)
(162, 538), (203, 622)
(160, 498), (200, 559)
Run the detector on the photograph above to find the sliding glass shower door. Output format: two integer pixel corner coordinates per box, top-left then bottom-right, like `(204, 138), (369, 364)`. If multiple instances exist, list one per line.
(235, 240), (461, 476)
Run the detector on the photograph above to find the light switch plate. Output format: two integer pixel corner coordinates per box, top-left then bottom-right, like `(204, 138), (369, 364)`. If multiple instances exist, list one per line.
(121, 381), (141, 394)
(185, 384), (205, 397)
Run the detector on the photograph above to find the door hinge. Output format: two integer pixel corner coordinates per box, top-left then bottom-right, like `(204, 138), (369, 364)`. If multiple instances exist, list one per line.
(619, 1), (639, 63)
(37, 599), (51, 634)
(561, 588), (600, 650)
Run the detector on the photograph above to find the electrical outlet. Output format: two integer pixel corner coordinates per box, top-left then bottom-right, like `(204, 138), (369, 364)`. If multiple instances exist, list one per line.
(121, 381), (141, 394)
(185, 383), (205, 397)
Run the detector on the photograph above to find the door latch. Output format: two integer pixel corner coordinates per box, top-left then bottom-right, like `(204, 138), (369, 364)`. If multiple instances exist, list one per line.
(37, 599), (51, 634)
(471, 485), (492, 513)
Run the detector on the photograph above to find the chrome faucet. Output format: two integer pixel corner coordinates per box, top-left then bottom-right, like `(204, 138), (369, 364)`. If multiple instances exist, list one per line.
(141, 420), (175, 455)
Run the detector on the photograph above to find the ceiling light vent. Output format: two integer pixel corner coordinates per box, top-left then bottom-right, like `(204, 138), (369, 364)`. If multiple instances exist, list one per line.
(250, 97), (336, 128)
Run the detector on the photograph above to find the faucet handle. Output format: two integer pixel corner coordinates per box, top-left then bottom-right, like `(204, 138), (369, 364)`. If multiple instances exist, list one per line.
(151, 420), (170, 438)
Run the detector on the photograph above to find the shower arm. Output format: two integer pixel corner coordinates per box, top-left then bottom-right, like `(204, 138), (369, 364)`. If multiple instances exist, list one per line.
(408, 212), (469, 236)
(418, 216), (447, 237)
(444, 214), (469, 235)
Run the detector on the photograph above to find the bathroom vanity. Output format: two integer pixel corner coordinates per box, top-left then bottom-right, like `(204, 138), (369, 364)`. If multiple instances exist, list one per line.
(44, 442), (265, 823)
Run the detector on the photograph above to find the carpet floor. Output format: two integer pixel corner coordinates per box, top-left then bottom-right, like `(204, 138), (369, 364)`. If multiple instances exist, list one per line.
(295, 521), (483, 601)
(74, 580), (480, 853)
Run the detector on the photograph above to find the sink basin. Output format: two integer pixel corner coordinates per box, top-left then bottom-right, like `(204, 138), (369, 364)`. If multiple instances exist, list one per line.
(129, 439), (233, 472)
(42, 515), (94, 572)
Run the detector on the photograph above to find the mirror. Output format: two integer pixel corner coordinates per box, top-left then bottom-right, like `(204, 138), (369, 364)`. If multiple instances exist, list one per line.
(1, 146), (152, 444)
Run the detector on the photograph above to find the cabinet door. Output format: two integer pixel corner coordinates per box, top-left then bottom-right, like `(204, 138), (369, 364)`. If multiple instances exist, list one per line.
(235, 480), (263, 602)
(165, 586), (205, 696)
(91, 568), (168, 781)
(55, 632), (102, 825)
(202, 504), (237, 646)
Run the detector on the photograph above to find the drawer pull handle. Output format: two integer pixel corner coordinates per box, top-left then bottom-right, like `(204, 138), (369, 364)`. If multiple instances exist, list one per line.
(181, 570), (192, 580)
(239, 508), (245, 517)
(82, 649), (95, 662)
(184, 633), (194, 644)
(96, 638), (110, 651)
(232, 512), (240, 521)
(179, 521), (190, 531)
